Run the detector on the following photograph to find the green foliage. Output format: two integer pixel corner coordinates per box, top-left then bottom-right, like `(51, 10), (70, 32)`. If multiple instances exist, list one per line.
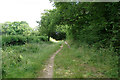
(2, 35), (26, 46)
(30, 26), (40, 36)
(54, 42), (118, 78)
(1, 21), (32, 35)
(26, 36), (48, 43)
(38, 9), (62, 40)
(40, 2), (120, 51)
(0, 36), (2, 48)
(2, 42), (61, 78)
(30, 30), (39, 36)
(2, 35), (48, 46)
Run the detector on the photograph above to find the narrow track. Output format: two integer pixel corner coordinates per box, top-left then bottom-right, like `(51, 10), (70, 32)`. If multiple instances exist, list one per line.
(38, 44), (63, 78)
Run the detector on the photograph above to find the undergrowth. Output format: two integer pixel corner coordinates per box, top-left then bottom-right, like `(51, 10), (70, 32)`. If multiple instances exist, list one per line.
(2, 42), (61, 78)
(54, 41), (118, 78)
(2, 35), (48, 46)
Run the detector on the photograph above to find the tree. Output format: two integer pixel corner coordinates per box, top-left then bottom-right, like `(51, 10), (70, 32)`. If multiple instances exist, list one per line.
(38, 9), (61, 41)
(38, 2), (120, 51)
(1, 21), (32, 35)
(51, 2), (120, 50)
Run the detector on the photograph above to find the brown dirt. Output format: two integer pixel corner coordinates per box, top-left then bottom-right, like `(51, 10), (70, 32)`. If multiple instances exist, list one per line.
(38, 44), (63, 78)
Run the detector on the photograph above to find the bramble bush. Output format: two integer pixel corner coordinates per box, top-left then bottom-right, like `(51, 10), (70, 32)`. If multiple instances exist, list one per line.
(2, 35), (48, 46)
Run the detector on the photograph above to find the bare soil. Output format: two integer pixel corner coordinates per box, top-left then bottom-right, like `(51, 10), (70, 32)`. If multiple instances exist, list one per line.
(38, 44), (63, 78)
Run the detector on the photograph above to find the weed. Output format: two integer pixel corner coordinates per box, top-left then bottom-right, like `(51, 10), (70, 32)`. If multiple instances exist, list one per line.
(2, 42), (61, 78)
(54, 42), (118, 78)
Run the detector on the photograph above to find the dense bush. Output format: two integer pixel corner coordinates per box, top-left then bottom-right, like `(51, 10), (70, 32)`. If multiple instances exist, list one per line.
(26, 36), (48, 43)
(2, 42), (61, 78)
(39, 2), (120, 52)
(2, 35), (48, 46)
(1, 21), (32, 35)
(0, 36), (1, 48)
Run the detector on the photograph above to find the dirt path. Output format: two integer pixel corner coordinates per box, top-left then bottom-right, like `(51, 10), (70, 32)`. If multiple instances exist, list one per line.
(38, 44), (63, 78)
(65, 41), (70, 48)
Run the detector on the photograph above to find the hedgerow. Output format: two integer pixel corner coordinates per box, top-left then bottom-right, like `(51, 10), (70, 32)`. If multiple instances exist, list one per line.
(2, 35), (48, 46)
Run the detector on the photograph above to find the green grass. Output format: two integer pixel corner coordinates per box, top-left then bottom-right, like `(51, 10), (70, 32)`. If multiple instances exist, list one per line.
(54, 42), (118, 78)
(2, 42), (61, 78)
(0, 36), (2, 79)
(0, 48), (2, 80)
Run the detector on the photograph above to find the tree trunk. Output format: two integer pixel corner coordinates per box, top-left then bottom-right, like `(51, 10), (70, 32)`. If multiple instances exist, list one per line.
(48, 35), (50, 41)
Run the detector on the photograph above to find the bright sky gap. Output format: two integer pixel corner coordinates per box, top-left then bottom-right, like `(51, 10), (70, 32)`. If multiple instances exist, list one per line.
(0, 0), (54, 28)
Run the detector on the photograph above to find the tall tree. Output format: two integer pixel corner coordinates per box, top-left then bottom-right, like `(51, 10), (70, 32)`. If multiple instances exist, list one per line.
(38, 9), (61, 41)
(1, 21), (32, 35)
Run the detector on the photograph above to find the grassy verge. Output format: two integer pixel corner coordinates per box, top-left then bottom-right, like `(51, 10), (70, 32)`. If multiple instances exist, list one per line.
(2, 42), (61, 78)
(0, 35), (2, 79)
(54, 42), (118, 78)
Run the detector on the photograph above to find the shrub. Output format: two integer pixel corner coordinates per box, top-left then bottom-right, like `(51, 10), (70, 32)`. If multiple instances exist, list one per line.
(26, 36), (48, 43)
(2, 35), (48, 46)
